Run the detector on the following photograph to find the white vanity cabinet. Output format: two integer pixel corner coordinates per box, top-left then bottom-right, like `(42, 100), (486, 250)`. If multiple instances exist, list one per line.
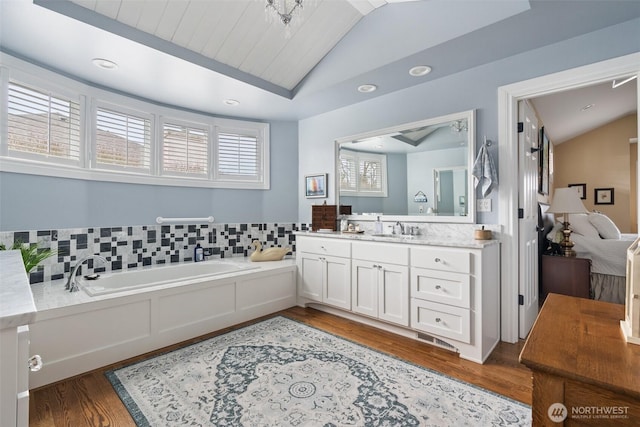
(410, 244), (500, 363)
(295, 234), (500, 364)
(0, 251), (37, 427)
(351, 241), (409, 327)
(296, 237), (351, 309)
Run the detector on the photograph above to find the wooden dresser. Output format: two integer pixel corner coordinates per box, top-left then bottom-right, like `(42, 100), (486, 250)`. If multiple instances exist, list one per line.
(520, 294), (640, 426)
(311, 204), (337, 231)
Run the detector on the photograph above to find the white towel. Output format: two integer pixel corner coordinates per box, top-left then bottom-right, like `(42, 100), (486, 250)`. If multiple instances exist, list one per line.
(472, 144), (497, 198)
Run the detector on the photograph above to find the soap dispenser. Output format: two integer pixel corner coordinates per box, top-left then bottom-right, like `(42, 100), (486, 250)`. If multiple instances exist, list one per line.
(194, 243), (204, 262)
(375, 216), (384, 234)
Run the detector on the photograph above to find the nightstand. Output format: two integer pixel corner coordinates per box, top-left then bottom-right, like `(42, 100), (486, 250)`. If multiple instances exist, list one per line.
(541, 254), (591, 301)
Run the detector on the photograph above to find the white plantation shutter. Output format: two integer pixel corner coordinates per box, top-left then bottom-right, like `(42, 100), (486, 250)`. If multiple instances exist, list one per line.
(162, 122), (209, 177)
(7, 80), (81, 163)
(95, 107), (151, 171)
(339, 150), (387, 196)
(213, 124), (269, 187)
(359, 157), (383, 192)
(339, 152), (357, 192)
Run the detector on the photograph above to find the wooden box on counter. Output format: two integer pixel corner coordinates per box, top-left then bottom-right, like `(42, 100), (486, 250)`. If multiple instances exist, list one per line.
(311, 204), (337, 231)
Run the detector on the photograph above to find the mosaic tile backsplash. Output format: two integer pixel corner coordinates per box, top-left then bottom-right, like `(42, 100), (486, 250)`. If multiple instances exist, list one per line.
(0, 222), (308, 284)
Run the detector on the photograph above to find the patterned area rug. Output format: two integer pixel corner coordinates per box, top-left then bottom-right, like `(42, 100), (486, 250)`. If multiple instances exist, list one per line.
(106, 316), (531, 426)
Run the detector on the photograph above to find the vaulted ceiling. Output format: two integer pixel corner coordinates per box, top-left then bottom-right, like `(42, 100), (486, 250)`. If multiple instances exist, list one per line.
(1, 0), (639, 138)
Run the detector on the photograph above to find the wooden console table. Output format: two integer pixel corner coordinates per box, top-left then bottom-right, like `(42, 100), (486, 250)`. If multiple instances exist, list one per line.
(520, 294), (640, 426)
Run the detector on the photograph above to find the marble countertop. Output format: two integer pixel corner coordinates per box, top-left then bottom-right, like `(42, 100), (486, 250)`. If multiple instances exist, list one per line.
(0, 250), (37, 329)
(294, 231), (499, 249)
(30, 257), (297, 315)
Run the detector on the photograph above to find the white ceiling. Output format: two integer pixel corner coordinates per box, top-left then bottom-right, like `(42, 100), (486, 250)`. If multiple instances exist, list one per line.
(1, 0), (639, 143)
(531, 78), (637, 145)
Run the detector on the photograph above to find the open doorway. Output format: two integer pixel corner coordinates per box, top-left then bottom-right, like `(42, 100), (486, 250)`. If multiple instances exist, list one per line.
(497, 53), (640, 343)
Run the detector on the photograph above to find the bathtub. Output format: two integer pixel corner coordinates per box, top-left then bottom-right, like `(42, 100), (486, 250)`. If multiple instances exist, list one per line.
(80, 260), (259, 296)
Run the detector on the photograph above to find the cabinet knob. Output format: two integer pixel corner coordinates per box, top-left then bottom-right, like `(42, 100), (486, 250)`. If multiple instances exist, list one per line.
(435, 285), (442, 290)
(28, 354), (43, 372)
(434, 257), (441, 263)
(435, 318), (442, 323)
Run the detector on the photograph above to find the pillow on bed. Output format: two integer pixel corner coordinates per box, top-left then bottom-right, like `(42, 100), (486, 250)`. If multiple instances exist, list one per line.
(588, 212), (621, 239)
(568, 214), (601, 239)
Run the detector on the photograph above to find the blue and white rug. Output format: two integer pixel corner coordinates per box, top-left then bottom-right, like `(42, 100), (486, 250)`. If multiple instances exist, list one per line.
(106, 316), (531, 426)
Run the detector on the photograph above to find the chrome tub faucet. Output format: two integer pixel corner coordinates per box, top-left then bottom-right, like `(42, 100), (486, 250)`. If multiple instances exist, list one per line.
(66, 254), (107, 292)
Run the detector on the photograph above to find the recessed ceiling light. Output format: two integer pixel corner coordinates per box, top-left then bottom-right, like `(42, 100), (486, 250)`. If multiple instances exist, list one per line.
(581, 103), (595, 111)
(92, 58), (118, 70)
(409, 65), (432, 77)
(223, 99), (240, 106)
(357, 84), (377, 93)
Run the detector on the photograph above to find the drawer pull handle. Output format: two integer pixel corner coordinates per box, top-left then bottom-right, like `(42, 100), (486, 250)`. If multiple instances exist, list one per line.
(28, 355), (43, 372)
(434, 258), (441, 263)
(435, 318), (442, 323)
(435, 285), (442, 290)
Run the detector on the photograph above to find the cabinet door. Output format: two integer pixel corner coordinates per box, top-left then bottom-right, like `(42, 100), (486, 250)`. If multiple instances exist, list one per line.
(378, 263), (409, 326)
(351, 259), (378, 317)
(297, 253), (324, 301)
(324, 255), (351, 310)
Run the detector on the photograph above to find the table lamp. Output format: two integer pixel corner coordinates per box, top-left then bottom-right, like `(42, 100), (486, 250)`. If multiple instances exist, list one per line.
(546, 187), (588, 257)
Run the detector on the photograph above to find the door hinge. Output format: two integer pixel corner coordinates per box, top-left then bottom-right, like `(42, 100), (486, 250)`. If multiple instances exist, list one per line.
(518, 294), (524, 305)
(518, 208), (524, 219)
(517, 122), (524, 133)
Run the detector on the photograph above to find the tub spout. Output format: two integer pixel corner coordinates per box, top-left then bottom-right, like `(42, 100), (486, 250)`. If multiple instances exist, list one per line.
(66, 255), (108, 292)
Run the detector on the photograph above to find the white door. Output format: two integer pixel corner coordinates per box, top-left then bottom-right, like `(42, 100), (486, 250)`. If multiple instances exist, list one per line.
(351, 260), (378, 317)
(518, 100), (540, 338)
(324, 255), (351, 310)
(378, 263), (409, 326)
(298, 254), (323, 302)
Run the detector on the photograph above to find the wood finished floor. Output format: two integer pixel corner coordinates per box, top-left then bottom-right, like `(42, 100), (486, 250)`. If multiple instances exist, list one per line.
(29, 307), (532, 427)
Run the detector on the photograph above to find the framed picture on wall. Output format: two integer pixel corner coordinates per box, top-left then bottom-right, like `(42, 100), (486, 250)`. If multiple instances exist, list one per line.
(305, 173), (327, 198)
(538, 127), (550, 195)
(568, 183), (587, 200)
(594, 187), (614, 205)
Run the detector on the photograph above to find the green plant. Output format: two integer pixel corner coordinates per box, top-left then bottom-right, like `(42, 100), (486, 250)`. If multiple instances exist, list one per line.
(0, 240), (57, 273)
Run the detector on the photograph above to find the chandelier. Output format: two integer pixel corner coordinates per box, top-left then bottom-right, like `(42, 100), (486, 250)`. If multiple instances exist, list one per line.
(450, 119), (468, 133)
(265, 0), (304, 26)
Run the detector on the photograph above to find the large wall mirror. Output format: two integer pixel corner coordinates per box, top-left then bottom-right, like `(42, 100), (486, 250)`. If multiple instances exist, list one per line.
(335, 110), (476, 223)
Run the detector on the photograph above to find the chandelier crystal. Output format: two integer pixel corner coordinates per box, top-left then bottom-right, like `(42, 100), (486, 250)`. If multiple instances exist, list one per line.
(450, 119), (468, 133)
(265, 0), (304, 26)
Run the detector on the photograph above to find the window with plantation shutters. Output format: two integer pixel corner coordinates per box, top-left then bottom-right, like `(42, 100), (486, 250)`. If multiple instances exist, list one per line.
(7, 80), (81, 163)
(339, 150), (387, 197)
(95, 106), (151, 171)
(2, 65), (270, 190)
(162, 122), (209, 177)
(213, 122), (269, 189)
(217, 131), (259, 177)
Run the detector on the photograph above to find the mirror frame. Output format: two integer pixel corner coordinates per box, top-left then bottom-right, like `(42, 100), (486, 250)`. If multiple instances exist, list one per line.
(335, 109), (476, 223)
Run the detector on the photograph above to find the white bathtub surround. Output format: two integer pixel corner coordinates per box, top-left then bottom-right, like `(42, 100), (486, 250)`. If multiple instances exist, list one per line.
(28, 257), (296, 388)
(0, 222), (307, 285)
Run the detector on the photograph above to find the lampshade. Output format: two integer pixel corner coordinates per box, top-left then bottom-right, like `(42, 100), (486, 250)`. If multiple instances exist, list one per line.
(547, 187), (588, 214)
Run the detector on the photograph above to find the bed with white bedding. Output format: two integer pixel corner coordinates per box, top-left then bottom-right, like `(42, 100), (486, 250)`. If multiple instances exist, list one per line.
(547, 211), (636, 304)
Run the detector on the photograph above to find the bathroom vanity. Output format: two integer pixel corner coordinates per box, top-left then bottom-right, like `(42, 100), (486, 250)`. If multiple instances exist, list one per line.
(296, 232), (500, 363)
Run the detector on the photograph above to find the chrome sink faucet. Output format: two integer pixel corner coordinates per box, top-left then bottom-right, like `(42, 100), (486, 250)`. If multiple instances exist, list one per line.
(66, 255), (107, 292)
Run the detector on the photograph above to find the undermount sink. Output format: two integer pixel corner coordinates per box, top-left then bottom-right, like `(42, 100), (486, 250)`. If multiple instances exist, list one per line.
(371, 233), (416, 240)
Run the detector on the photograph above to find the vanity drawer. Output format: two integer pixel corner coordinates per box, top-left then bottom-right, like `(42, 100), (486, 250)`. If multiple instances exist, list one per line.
(352, 241), (409, 265)
(296, 237), (350, 258)
(411, 247), (471, 274)
(411, 299), (471, 343)
(411, 267), (470, 309)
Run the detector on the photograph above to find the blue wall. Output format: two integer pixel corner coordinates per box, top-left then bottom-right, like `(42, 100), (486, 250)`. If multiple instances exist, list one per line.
(298, 18), (640, 224)
(0, 120), (299, 230)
